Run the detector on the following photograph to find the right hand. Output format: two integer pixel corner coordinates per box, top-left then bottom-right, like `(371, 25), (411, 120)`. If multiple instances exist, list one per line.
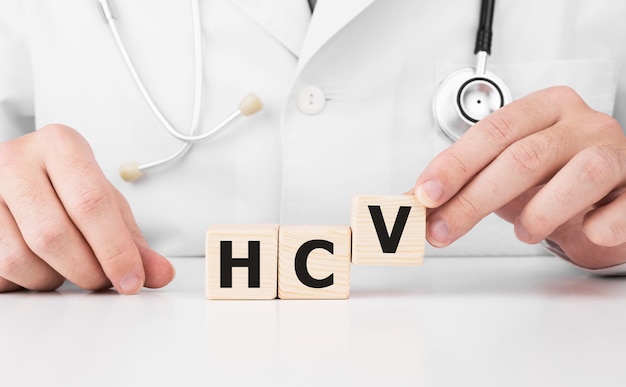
(0, 124), (175, 294)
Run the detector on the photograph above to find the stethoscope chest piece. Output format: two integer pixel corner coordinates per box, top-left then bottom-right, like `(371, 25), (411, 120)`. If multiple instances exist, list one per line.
(433, 0), (511, 142)
(433, 66), (511, 141)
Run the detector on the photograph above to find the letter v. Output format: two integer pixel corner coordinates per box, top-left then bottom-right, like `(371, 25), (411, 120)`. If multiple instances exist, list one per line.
(367, 205), (412, 253)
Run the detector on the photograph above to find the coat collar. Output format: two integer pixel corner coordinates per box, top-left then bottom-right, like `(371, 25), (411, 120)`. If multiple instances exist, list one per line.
(229, 0), (311, 58)
(229, 0), (376, 71)
(297, 0), (376, 72)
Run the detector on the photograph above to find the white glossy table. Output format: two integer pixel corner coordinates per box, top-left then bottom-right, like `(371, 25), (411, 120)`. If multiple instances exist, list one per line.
(2, 256), (626, 387)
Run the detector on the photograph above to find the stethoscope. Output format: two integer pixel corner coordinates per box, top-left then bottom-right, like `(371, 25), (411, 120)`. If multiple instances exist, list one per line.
(98, 0), (263, 182)
(98, 0), (509, 182)
(433, 0), (511, 141)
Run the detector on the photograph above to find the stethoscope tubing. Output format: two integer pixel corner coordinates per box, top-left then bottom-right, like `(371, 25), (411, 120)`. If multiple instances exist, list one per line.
(100, 0), (263, 182)
(99, 0), (204, 145)
(103, 0), (507, 179)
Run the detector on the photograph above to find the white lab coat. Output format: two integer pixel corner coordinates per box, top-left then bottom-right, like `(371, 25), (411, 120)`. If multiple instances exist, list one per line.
(1, 0), (625, 258)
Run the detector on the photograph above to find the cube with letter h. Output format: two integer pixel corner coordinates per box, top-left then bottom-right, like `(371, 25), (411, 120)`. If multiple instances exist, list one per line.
(205, 195), (425, 300)
(205, 224), (279, 300)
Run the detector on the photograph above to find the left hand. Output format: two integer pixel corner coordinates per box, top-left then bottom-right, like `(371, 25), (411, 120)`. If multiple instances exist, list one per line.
(413, 86), (626, 270)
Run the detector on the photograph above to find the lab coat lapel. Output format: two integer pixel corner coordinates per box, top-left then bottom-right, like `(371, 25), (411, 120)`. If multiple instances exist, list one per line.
(297, 0), (377, 73)
(229, 0), (311, 58)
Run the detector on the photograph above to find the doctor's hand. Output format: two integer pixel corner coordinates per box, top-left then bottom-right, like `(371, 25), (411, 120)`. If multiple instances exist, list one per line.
(0, 124), (175, 293)
(414, 86), (626, 270)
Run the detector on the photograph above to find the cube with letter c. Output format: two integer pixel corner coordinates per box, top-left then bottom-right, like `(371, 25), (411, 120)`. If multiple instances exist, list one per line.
(278, 225), (351, 299)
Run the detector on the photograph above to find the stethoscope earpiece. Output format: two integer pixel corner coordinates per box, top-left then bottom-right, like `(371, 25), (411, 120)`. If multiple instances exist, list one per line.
(120, 162), (142, 183)
(117, 93), (263, 183)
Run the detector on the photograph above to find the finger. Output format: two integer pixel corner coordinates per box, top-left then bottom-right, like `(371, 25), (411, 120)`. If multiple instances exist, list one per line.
(0, 203), (21, 293)
(415, 87), (582, 208)
(38, 125), (145, 294)
(515, 144), (626, 244)
(136, 244), (176, 289)
(493, 186), (543, 224)
(2, 171), (110, 290)
(547, 214), (626, 270)
(0, 138), (111, 291)
(426, 125), (569, 246)
(583, 189), (626, 247)
(0, 200), (65, 291)
(583, 193), (626, 247)
(0, 279), (22, 292)
(110, 186), (175, 289)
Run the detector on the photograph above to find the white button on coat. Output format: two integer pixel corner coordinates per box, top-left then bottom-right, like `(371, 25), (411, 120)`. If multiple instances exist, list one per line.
(297, 86), (326, 114)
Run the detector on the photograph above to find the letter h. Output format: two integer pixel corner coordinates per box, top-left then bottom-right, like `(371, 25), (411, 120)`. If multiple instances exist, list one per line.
(220, 240), (261, 288)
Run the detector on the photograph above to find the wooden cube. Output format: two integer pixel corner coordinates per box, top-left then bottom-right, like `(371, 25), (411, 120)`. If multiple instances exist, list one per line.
(351, 195), (425, 266)
(206, 224), (279, 299)
(278, 225), (351, 299)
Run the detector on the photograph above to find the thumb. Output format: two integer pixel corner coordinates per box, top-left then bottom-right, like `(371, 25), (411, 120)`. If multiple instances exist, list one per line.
(111, 185), (175, 289)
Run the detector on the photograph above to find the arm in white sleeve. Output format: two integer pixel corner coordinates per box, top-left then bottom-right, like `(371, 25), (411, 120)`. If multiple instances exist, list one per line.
(0, 0), (35, 141)
(541, 239), (626, 276)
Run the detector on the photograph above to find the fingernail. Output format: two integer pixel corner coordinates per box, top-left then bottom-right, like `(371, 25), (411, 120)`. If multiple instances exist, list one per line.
(119, 274), (142, 294)
(416, 180), (443, 207)
(428, 219), (450, 246)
